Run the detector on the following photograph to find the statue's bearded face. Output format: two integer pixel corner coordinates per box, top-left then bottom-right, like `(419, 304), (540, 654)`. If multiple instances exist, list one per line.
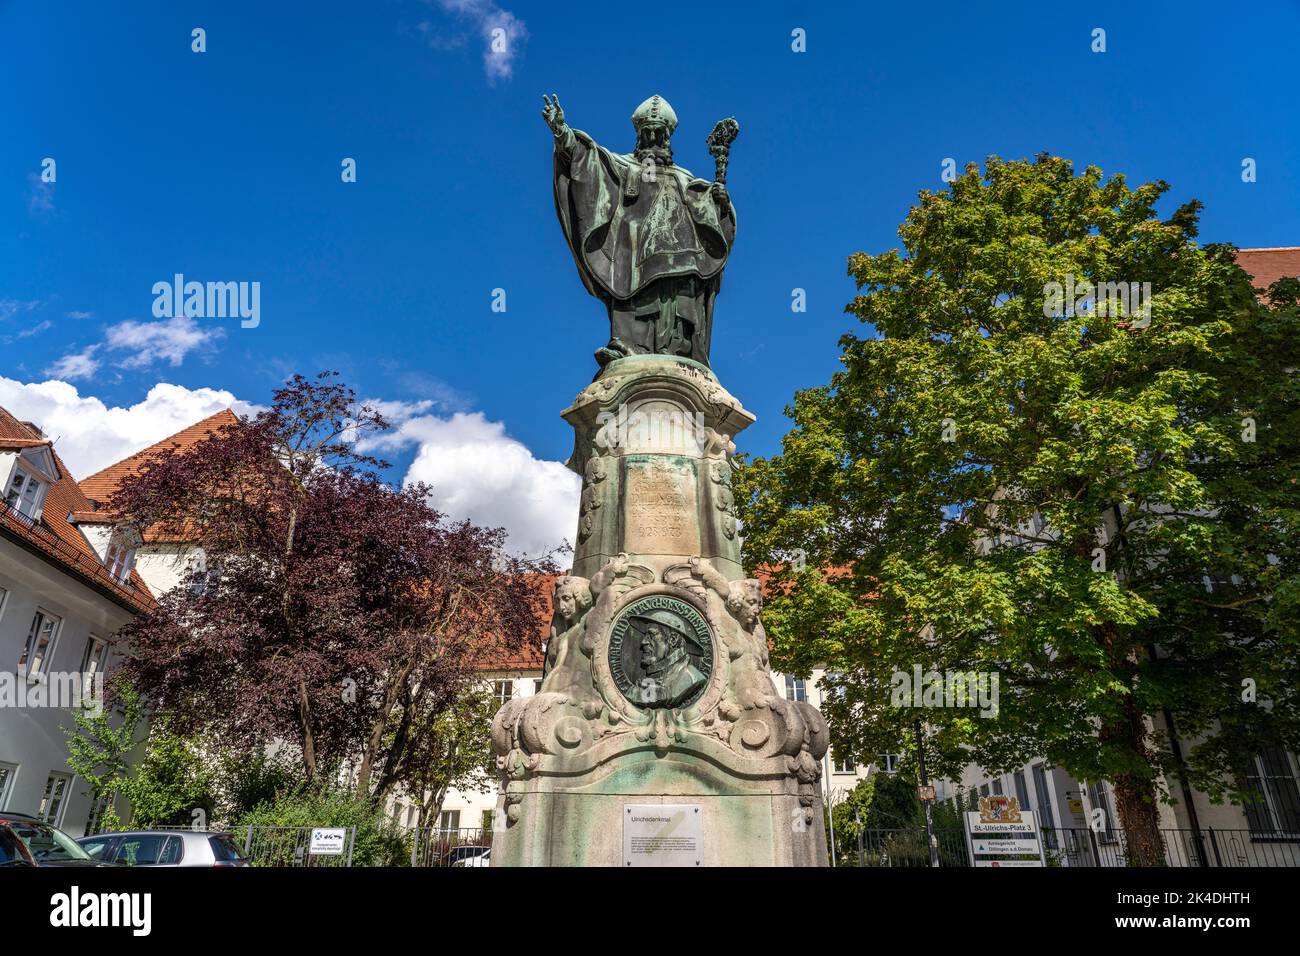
(634, 122), (673, 166)
(640, 624), (674, 666)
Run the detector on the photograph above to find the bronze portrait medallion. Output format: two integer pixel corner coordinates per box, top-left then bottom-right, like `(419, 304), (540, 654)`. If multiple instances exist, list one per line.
(607, 595), (714, 709)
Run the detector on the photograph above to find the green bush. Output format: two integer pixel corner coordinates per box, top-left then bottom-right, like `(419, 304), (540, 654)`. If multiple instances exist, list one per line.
(235, 788), (407, 867)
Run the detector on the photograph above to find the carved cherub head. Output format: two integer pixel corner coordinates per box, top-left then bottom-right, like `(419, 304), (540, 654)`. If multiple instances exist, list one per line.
(726, 579), (763, 632)
(553, 576), (593, 626)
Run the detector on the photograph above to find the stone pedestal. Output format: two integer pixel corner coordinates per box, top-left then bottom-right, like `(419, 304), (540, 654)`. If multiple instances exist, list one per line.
(490, 355), (829, 866)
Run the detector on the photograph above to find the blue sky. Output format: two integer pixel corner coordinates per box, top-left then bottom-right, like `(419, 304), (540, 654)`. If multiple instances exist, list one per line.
(2, 0), (1298, 554)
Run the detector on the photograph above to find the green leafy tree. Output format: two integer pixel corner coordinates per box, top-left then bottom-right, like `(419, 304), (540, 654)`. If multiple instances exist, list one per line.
(830, 772), (968, 866)
(121, 721), (215, 829)
(737, 155), (1300, 865)
(63, 678), (146, 834)
(389, 685), (497, 833)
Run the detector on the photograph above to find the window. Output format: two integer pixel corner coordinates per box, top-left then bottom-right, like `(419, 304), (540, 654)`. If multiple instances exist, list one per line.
(533, 679), (544, 694)
(38, 772), (72, 825)
(78, 835), (118, 861)
(1013, 770), (1030, 810)
(784, 675), (806, 703)
(823, 672), (847, 702)
(1031, 763), (1058, 848)
(208, 834), (245, 863)
(5, 467), (46, 519)
(81, 635), (109, 678)
(492, 680), (514, 705)
(0, 828), (29, 865)
(18, 609), (61, 680)
(0, 762), (16, 810)
(438, 810), (461, 832)
(1242, 749), (1300, 837)
(481, 809), (494, 832)
(877, 753), (901, 774)
(833, 755), (856, 774)
(0, 585), (8, 623)
(186, 551), (218, 595)
(1087, 781), (1116, 843)
(979, 783), (990, 798)
(115, 834), (176, 866)
(86, 794), (114, 835)
(992, 779), (1004, 796)
(104, 532), (135, 581)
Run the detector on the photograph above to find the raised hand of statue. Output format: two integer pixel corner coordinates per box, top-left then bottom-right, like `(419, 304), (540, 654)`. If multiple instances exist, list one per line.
(711, 181), (731, 212)
(541, 93), (566, 137)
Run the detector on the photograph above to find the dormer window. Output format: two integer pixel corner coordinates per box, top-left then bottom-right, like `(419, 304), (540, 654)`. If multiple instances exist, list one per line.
(5, 467), (47, 520)
(104, 530), (137, 582)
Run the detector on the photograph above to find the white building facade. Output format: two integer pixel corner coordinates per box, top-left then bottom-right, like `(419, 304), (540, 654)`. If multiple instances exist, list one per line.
(0, 410), (157, 836)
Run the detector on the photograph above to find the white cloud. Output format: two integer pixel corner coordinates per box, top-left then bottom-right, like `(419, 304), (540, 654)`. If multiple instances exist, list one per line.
(428, 0), (527, 83)
(26, 173), (54, 215)
(0, 376), (257, 478)
(1, 372), (575, 559)
(16, 320), (53, 339)
(0, 299), (42, 323)
(362, 398), (437, 424)
(1, 319), (53, 346)
(43, 346), (100, 381)
(105, 315), (224, 367)
(44, 315), (224, 381)
(362, 410), (579, 557)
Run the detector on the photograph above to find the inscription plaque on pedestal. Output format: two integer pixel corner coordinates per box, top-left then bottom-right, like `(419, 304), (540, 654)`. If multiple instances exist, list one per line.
(623, 457), (699, 555)
(624, 804), (702, 867)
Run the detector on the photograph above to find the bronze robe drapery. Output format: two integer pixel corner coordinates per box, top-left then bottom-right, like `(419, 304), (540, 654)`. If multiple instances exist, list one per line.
(553, 127), (736, 365)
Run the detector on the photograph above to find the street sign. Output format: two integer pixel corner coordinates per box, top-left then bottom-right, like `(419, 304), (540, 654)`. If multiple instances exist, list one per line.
(917, 785), (936, 801)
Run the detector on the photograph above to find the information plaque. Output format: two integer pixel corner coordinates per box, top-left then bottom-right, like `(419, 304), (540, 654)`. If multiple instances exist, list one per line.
(623, 804), (702, 866)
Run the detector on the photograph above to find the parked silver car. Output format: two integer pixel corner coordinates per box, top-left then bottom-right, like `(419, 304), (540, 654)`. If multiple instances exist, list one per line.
(76, 830), (250, 867)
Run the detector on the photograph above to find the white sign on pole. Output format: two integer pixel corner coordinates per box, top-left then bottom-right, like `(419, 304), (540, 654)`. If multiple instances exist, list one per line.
(309, 827), (347, 856)
(963, 795), (1045, 867)
(623, 804), (702, 867)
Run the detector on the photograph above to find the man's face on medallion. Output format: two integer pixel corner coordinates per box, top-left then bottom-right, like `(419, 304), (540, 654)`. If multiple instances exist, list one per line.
(640, 623), (671, 666)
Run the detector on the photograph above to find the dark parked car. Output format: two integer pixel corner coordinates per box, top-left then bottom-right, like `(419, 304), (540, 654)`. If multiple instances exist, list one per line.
(77, 830), (250, 867)
(0, 811), (102, 867)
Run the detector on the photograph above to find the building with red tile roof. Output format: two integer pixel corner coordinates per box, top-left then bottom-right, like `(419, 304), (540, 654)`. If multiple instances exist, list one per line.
(0, 407), (154, 614)
(1, 407), (158, 834)
(78, 408), (240, 510)
(1235, 247), (1300, 297)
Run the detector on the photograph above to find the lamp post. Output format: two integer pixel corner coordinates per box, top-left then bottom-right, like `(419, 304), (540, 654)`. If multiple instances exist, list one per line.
(915, 719), (940, 868)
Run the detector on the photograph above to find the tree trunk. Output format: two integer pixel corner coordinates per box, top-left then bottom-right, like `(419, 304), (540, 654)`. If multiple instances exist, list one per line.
(297, 679), (317, 783)
(355, 655), (418, 799)
(1101, 695), (1165, 866)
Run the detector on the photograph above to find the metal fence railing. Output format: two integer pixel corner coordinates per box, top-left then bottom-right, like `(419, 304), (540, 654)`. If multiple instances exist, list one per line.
(406, 827), (493, 867)
(834, 827), (1300, 867)
(838, 827), (971, 867)
(240, 825), (356, 867)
